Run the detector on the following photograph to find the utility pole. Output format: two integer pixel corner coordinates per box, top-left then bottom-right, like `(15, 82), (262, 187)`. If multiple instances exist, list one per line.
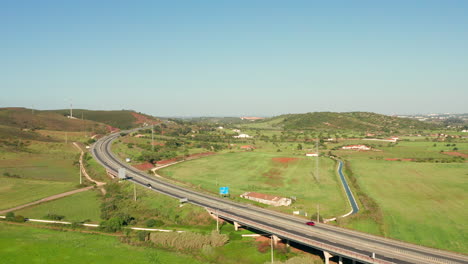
(134, 183), (137, 201)
(151, 124), (154, 152)
(70, 99), (73, 118)
(216, 209), (219, 233)
(79, 163), (82, 185)
(271, 235), (274, 264)
(315, 138), (319, 182)
(317, 204), (320, 222)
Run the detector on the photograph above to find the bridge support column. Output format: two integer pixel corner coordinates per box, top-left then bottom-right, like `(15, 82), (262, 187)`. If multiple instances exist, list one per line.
(351, 260), (355, 264)
(233, 221), (241, 231)
(338, 256), (343, 264)
(323, 251), (333, 264)
(271, 235), (280, 246)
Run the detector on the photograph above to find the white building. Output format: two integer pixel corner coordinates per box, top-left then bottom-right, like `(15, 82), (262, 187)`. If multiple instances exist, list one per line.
(234, 134), (251, 138)
(305, 153), (318, 157)
(342, 145), (371, 151)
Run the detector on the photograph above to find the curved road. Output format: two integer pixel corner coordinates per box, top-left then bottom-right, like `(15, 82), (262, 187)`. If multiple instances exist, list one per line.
(92, 131), (468, 264)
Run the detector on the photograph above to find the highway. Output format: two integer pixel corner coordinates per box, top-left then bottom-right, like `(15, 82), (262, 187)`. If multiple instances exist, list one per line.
(92, 131), (468, 264)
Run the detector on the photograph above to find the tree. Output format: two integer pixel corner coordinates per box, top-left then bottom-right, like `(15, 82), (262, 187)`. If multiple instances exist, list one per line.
(297, 144), (303, 150)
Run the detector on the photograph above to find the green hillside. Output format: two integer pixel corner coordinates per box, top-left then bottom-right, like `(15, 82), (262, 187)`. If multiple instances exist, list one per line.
(254, 112), (440, 132)
(47, 109), (159, 129)
(0, 108), (107, 132)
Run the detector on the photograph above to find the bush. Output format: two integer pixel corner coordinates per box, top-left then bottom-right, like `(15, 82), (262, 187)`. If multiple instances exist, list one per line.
(100, 217), (124, 232)
(5, 212), (15, 221)
(44, 213), (65, 221)
(145, 219), (164, 228)
(137, 231), (150, 242)
(14, 215), (26, 222)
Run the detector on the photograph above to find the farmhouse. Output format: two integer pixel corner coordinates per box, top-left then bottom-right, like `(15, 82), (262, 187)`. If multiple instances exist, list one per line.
(240, 192), (292, 206)
(342, 145), (371, 151)
(234, 134), (251, 138)
(240, 117), (265, 121)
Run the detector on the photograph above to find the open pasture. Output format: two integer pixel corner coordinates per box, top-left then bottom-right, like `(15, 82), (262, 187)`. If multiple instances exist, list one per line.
(338, 152), (467, 253)
(15, 189), (102, 222)
(159, 151), (349, 218)
(0, 176), (76, 210)
(0, 223), (203, 264)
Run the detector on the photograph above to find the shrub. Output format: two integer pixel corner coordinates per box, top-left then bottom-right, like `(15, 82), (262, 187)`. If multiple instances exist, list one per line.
(145, 219), (157, 227)
(5, 212), (15, 221)
(137, 231), (150, 242)
(44, 213), (65, 221)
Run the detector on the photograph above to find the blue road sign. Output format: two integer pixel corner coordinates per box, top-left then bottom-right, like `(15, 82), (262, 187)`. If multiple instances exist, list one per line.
(219, 187), (229, 195)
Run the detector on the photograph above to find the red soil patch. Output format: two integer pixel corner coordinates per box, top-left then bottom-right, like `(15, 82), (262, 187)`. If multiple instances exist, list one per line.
(186, 152), (216, 159)
(442, 152), (468, 158)
(106, 125), (120, 133)
(385, 158), (414, 161)
(272, 157), (300, 164)
(131, 112), (159, 125)
(156, 158), (179, 166)
(133, 162), (154, 170)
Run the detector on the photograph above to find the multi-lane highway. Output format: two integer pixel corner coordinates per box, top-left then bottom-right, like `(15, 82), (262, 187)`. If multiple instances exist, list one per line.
(92, 130), (468, 264)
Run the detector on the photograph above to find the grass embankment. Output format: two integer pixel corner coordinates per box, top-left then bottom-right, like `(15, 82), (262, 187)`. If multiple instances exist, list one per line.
(0, 222), (203, 264)
(160, 151), (348, 218)
(332, 141), (467, 253)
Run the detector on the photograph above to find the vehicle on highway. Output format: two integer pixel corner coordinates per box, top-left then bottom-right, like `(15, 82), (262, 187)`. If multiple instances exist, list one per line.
(147, 183), (152, 188)
(306, 221), (315, 226)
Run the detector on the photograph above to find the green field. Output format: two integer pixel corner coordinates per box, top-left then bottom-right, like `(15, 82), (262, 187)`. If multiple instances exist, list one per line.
(15, 189), (102, 222)
(0, 177), (76, 210)
(0, 222), (203, 264)
(0, 141), (82, 210)
(329, 140), (468, 253)
(159, 151), (349, 218)
(349, 160), (467, 253)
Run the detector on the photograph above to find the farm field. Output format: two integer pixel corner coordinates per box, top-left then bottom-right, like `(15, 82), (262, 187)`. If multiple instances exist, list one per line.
(159, 151), (349, 218)
(0, 176), (76, 210)
(332, 141), (468, 253)
(15, 189), (102, 222)
(0, 140), (83, 210)
(0, 222), (204, 264)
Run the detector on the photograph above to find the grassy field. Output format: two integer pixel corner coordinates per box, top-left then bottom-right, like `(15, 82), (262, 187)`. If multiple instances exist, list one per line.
(159, 151), (348, 218)
(351, 160), (467, 253)
(0, 141), (83, 210)
(15, 189), (102, 222)
(0, 177), (76, 210)
(330, 142), (468, 253)
(0, 222), (204, 264)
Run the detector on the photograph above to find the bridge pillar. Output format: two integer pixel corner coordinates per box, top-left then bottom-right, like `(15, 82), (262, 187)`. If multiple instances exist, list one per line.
(351, 260), (355, 264)
(338, 256), (343, 264)
(271, 235), (280, 246)
(323, 251), (333, 264)
(233, 221), (241, 231)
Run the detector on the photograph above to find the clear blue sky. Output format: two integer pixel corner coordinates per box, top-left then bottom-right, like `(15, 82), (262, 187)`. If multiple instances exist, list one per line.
(1, 1), (467, 117)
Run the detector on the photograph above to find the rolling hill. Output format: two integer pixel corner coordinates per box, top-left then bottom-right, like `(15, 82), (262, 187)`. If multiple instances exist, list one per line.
(47, 109), (159, 129)
(0, 108), (107, 133)
(252, 112), (440, 132)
